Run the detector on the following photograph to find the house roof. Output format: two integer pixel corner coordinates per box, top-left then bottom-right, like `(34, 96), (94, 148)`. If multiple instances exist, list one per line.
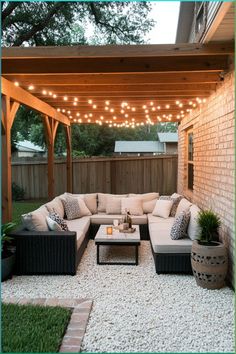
(16, 140), (45, 152)
(157, 133), (178, 143)
(114, 141), (164, 153)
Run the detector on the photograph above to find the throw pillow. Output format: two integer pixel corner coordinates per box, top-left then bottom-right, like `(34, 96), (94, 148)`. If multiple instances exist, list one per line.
(98, 193), (128, 212)
(49, 211), (68, 231)
(170, 210), (191, 240)
(152, 199), (173, 219)
(106, 196), (121, 214)
(121, 197), (143, 216)
(84, 193), (97, 214)
(46, 197), (64, 218)
(46, 216), (62, 231)
(61, 196), (80, 220)
(21, 206), (49, 231)
(175, 198), (192, 217)
(159, 195), (183, 217)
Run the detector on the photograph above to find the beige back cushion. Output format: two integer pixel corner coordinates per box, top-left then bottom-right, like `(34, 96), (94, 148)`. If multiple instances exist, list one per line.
(21, 206), (49, 231)
(129, 192), (159, 213)
(106, 196), (121, 214)
(60, 192), (97, 214)
(121, 197), (143, 216)
(188, 204), (201, 240)
(175, 198), (192, 217)
(98, 193), (128, 212)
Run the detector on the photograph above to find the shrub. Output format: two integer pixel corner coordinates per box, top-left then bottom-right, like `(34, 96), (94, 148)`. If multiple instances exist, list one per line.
(12, 182), (25, 201)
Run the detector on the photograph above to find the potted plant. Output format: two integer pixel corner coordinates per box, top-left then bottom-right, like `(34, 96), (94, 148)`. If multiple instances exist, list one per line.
(191, 210), (228, 289)
(1, 222), (16, 281)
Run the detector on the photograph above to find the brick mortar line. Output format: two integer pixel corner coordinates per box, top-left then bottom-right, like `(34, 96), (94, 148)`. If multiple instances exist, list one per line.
(2, 298), (93, 353)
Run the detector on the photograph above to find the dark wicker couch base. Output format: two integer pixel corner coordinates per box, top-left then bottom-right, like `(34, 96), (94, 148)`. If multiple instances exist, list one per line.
(151, 244), (193, 274)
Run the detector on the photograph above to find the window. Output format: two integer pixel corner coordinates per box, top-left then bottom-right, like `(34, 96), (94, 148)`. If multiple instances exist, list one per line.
(187, 131), (194, 190)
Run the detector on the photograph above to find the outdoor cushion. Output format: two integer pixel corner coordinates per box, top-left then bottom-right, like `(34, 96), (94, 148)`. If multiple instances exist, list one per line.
(61, 192), (97, 214)
(67, 216), (90, 235)
(147, 214), (175, 224)
(46, 197), (64, 218)
(142, 198), (158, 213)
(121, 197), (143, 216)
(21, 206), (49, 231)
(149, 222), (192, 254)
(98, 193), (128, 212)
(61, 196), (81, 220)
(106, 196), (121, 214)
(90, 213), (147, 225)
(175, 198), (192, 217)
(159, 195), (183, 217)
(48, 211), (68, 231)
(188, 204), (201, 240)
(76, 230), (87, 250)
(152, 199), (173, 218)
(170, 210), (191, 240)
(46, 216), (62, 231)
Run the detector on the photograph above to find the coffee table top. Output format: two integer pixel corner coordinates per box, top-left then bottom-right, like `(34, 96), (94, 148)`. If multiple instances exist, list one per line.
(95, 225), (140, 243)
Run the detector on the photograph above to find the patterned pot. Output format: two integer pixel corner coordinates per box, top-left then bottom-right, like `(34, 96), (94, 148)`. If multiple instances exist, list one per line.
(191, 240), (228, 289)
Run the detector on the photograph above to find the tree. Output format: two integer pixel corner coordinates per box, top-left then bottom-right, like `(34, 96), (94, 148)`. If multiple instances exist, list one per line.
(3, 1), (156, 155)
(1, 1), (154, 46)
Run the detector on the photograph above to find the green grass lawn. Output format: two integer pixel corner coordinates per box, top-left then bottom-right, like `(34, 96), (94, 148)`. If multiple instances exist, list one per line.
(12, 200), (46, 226)
(2, 303), (72, 353)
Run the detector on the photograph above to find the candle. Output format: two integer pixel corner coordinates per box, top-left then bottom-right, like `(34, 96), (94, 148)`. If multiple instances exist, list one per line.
(106, 226), (113, 235)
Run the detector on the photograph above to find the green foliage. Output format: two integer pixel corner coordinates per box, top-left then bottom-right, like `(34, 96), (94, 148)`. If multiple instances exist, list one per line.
(2, 1), (154, 47)
(1, 222), (16, 254)
(2, 303), (72, 353)
(12, 182), (25, 201)
(197, 210), (221, 244)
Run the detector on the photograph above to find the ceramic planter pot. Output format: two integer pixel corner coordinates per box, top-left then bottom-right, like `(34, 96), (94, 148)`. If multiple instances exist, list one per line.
(1, 253), (16, 281)
(191, 240), (228, 289)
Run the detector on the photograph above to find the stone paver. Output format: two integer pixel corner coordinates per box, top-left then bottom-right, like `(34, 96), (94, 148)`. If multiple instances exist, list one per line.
(2, 297), (93, 352)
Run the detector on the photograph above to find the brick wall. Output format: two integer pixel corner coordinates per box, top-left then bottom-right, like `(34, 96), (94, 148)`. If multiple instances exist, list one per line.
(178, 70), (235, 285)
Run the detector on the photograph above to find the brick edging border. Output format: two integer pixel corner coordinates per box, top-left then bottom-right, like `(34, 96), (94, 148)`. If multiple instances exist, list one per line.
(3, 298), (93, 353)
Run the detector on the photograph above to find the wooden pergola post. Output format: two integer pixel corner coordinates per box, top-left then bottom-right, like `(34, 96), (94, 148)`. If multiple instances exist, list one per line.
(1, 95), (19, 222)
(43, 115), (59, 200)
(64, 125), (73, 193)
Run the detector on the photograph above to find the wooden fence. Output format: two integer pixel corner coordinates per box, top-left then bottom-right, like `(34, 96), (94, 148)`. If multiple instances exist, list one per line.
(12, 155), (178, 200)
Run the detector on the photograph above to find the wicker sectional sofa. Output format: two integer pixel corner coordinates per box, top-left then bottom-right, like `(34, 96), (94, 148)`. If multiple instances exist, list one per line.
(11, 192), (200, 276)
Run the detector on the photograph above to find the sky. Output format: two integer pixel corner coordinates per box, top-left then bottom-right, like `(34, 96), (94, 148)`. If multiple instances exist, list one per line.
(146, 2), (180, 44)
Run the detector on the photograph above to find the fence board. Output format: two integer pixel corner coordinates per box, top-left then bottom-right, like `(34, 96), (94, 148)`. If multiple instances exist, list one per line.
(11, 155), (177, 199)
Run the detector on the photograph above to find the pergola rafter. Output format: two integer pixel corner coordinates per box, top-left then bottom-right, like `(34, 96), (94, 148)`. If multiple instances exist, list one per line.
(1, 42), (233, 221)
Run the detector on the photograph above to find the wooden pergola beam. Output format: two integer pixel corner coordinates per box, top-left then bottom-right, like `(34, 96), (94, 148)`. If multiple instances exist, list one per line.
(2, 42), (234, 58)
(2, 55), (229, 74)
(3, 72), (222, 85)
(64, 126), (73, 193)
(2, 95), (20, 222)
(1, 77), (70, 126)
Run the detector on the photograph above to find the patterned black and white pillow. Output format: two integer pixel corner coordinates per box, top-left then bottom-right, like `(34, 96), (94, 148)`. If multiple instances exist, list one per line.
(48, 211), (68, 231)
(61, 197), (80, 220)
(170, 210), (191, 240)
(160, 195), (183, 217)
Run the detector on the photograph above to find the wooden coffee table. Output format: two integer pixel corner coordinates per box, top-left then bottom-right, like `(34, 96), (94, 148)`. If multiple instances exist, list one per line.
(95, 225), (140, 265)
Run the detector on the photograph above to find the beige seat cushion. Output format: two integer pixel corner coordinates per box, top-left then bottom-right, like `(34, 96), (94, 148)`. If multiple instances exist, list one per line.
(67, 216), (90, 235)
(149, 221), (192, 253)
(90, 213), (147, 225)
(148, 214), (175, 224)
(175, 198), (192, 217)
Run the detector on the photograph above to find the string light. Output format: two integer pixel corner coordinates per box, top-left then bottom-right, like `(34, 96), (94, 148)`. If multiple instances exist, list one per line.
(42, 90), (47, 95)
(14, 82), (19, 87)
(88, 99), (93, 104)
(63, 96), (68, 101)
(28, 85), (34, 90)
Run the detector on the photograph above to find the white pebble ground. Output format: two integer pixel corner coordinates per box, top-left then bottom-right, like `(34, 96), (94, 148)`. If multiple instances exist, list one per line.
(2, 241), (234, 353)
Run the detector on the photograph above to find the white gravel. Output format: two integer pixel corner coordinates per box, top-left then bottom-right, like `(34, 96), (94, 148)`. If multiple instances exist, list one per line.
(2, 241), (234, 353)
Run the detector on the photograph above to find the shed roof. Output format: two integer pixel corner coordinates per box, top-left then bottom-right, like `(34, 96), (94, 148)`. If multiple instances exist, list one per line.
(16, 140), (45, 152)
(157, 133), (178, 143)
(115, 141), (164, 153)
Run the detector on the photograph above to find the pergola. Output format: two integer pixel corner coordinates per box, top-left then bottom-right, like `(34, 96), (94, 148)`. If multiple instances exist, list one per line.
(1, 42), (233, 222)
